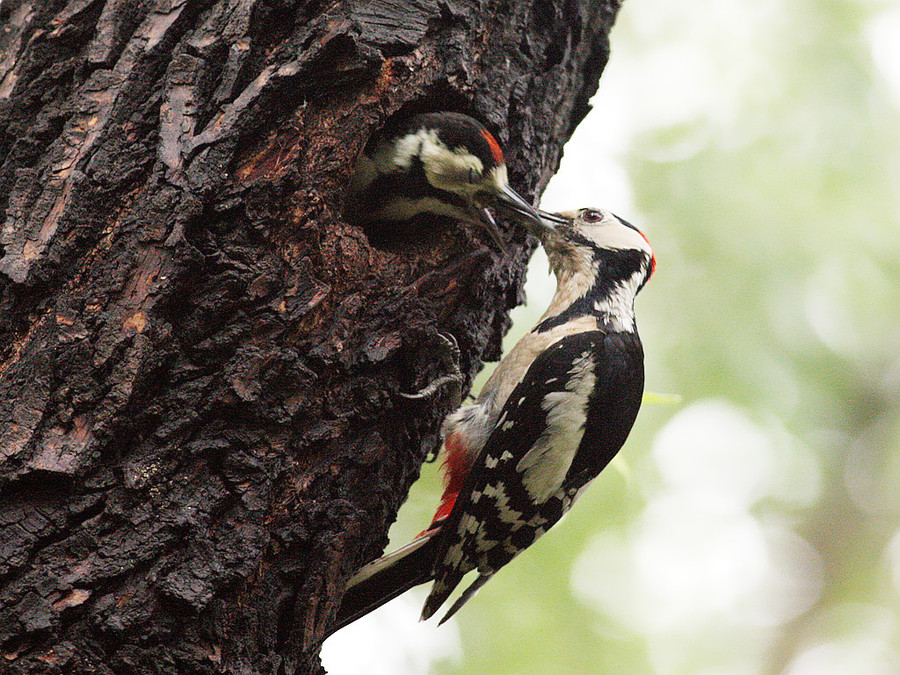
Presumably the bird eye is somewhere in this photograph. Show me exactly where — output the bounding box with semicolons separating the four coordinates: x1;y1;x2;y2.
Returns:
468;168;480;183
582;209;603;223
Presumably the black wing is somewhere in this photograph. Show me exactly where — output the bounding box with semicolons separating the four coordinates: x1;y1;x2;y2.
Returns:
421;330;644;620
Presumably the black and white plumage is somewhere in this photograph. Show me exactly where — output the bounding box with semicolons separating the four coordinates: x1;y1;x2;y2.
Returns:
331;207;655;633
346;112;545;252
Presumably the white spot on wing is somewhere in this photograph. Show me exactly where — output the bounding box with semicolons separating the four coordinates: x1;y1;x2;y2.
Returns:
446;544;465;567
460;514;479;535
528;514;549;528
516;350;597;502
459;315;599;454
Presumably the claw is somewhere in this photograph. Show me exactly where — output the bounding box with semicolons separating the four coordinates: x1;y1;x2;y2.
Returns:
401;333;463;404
399;372;463;400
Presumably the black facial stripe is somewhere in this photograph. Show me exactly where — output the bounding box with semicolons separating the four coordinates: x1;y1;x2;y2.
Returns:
535;295;597;332
589;247;647;280
635;259;653;293
363;157;469;214
566;230;596;248
535;247;649;333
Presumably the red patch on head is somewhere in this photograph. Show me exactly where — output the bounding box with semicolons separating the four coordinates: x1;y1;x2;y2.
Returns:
480;129;505;166
638;231;657;277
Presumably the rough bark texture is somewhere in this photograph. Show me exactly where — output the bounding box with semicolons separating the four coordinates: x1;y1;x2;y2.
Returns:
0;1;620;672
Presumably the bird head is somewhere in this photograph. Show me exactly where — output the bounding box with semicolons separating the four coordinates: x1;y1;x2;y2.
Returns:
533;207;656;296
356;112;546;249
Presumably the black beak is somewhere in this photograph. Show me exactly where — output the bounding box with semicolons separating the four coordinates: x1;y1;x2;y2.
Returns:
471;205;511;256
470;186;568;254
491;184;550;234
535;208;569;232
468;183;541;255
492;185;571;238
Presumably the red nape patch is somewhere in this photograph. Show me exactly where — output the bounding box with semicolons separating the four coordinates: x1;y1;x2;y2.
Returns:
638;230;657;278
481;129;505;166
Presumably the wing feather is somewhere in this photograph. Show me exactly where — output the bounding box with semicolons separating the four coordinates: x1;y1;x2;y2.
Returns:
422;330;644;621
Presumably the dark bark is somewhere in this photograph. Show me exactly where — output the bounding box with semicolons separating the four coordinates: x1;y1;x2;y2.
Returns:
0;0;620;672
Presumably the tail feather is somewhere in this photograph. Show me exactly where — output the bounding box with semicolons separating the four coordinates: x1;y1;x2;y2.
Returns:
327;531;440;637
419;570;463;622
437;573;491;625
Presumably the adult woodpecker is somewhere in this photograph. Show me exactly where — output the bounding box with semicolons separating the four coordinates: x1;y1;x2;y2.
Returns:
329;207;656;633
346;112;545;252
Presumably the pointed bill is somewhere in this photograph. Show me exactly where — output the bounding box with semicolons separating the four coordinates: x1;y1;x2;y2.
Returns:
493;186;571;237
466;204;511;255
536;208;570;228
492;184;547;234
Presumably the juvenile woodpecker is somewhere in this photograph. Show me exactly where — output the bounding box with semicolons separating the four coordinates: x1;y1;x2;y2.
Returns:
346;112;545;252
330;207;656;632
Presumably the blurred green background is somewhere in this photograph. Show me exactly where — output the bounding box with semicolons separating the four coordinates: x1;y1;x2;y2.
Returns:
323;0;900;672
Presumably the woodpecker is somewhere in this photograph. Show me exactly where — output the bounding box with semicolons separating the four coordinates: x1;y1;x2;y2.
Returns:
346;112;545;252
329;207;656;633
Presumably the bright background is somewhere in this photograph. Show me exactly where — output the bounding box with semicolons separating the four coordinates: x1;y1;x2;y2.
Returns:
323;0;900;672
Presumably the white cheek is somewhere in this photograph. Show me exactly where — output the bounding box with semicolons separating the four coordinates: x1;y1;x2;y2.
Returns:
588;221;651;254
420;143;483;195
489;164;508;191
370;130;433;172
593;271;643;331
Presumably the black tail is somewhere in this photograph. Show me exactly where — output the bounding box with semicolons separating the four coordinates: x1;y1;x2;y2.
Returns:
326;531;441;637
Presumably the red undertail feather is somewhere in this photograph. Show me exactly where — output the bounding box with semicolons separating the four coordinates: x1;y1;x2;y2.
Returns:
426;430;470;530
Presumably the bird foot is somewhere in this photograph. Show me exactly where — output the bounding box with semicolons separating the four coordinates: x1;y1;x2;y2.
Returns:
401;333;463;405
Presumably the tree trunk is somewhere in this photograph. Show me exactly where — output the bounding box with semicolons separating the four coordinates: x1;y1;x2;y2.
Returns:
0;1;620;672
